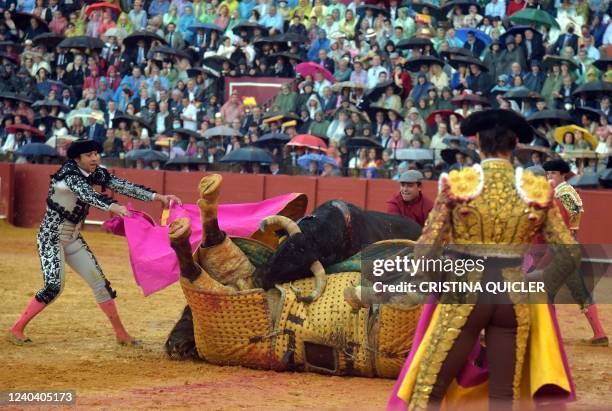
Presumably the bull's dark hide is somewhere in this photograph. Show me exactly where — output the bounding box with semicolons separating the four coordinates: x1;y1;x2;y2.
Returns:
254;200;422;290
165;305;199;360
165;200;422;360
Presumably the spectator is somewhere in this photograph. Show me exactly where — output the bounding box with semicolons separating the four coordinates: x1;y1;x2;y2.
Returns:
386;170;433;227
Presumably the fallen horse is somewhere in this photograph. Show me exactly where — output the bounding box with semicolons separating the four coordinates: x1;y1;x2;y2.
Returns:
166;174;422;377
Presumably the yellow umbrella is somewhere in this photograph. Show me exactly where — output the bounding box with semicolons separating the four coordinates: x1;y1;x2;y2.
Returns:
553;125;597;150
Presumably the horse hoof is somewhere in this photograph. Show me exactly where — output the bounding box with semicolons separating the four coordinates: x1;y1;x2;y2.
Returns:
169;218;192;242
198;174;222;203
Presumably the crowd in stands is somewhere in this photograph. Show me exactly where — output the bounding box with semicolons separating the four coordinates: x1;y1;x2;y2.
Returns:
0;0;611;179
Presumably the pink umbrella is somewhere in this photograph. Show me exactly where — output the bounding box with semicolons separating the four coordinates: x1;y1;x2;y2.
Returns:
296;62;334;83
287;134;328;150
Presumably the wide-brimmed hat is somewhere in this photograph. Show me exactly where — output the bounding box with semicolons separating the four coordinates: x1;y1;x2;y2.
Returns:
460;109;534;144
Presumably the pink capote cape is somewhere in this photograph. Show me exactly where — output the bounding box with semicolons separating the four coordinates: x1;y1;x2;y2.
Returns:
387;297;575;410
103;193;304;296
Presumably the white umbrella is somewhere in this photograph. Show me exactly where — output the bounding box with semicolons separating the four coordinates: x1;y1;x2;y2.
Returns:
66;108;105;127
104;27;128;40
45;134;78;148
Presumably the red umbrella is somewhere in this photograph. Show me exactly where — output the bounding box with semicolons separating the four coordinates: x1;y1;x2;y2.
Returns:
7;124;46;138
426;110;464;127
85;2;121;16
287;134;328;150
451;94;490;107
295;62;334;83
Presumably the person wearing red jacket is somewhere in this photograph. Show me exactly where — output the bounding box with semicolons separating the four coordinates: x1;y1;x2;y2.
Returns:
506;0;526;16
386;170;433;227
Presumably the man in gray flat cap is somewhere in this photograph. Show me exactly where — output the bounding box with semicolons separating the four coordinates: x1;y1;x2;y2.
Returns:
386;170;433;226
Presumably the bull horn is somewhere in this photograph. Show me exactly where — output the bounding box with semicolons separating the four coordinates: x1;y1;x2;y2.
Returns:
259;215;301;236
294;260;327;304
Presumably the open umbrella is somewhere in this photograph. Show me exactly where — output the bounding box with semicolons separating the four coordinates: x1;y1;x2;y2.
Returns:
0;52;18;65
443;136;472;147
267;32;308;44
366;79;402;101
253;132;291;148
572;81;612;98
0;92;34;104
345;137;382;149
396;36;433;50
502;88;542;102
103;27;128;40
448;55;488;71
262;112;300;123
332;81;367;92
58;36;105;50
404;56;446;72
12;12;49;32
393;148;434;161
439;47;473;60
112;114;153;131
32;33;65;49
124;31;167;47
15;143;58;157
164;155;209;168
499;26;542;49
554;125;597;150
410;3;444;19
66;108;104;127
201;55;235;71
441;147;480;165
269;52;303;64
32;100;71;112
220;147;274;163
441;0;482;14
231;21;269;36
125;149;169;162
45;134;78;149
287;134;327;150
186;66;220;78
188;22;225;33
527;109;574;126
450;93;490;106
356;4;390;17
85;2;121;16
203;126;241;138
542;55;578;71
455;28;492;46
165;128;203;140
367;104;404;121
426;110;464;127
148;46;192;61
572;107;605;123
296;62;334;83
513;144;556;165
6;124;46;138
297;153;338;170
509;8;560;29
593;58;612;72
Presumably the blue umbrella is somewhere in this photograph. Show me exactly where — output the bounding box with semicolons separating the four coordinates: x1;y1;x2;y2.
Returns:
15;143;58;157
455;28;492;46
297;153;338;171
220;147;274;163
125;149;169;162
443;136;472;147
253;133;291;148
499;25;542;49
188;23;224;33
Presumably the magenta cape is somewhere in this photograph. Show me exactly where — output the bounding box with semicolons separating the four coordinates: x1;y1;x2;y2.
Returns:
103;193;304;296
387;298;575;410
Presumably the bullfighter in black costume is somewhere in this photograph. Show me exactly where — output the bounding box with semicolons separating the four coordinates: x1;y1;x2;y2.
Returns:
8;139;181;346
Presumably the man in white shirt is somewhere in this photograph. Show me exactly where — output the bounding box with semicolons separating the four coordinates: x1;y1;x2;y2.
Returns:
484;0;505;19
180;97;198;131
367;55;388;89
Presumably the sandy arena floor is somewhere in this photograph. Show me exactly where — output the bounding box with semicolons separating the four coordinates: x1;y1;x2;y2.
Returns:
0;221;610;410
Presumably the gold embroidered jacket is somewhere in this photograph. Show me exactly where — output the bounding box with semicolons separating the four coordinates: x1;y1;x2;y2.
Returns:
555;181;583;231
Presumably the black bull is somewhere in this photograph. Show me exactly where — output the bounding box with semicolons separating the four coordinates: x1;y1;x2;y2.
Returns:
165;200;422;359
253;200;423;289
